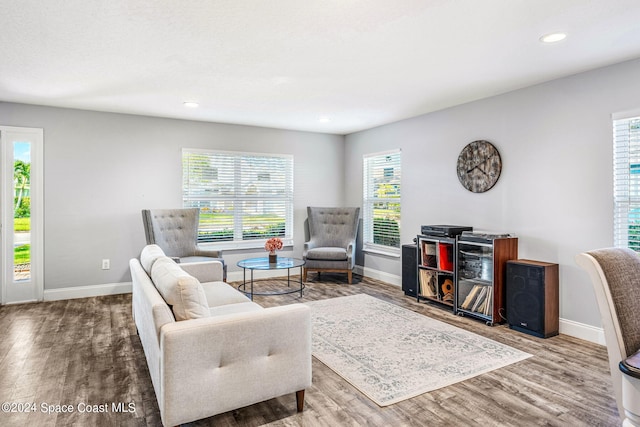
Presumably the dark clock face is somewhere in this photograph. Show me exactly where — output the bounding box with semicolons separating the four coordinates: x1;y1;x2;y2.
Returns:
456;140;502;193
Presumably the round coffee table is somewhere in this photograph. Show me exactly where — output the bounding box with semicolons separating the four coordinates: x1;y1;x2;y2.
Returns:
237;257;305;300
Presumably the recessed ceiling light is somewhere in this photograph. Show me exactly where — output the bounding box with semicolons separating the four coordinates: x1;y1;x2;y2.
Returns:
318;116;330;123
183;101;199;108
540;32;567;43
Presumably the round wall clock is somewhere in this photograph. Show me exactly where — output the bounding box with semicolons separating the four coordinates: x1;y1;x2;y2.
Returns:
456;140;502;193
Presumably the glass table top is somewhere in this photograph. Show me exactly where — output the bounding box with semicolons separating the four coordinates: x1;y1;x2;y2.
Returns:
237;257;305;270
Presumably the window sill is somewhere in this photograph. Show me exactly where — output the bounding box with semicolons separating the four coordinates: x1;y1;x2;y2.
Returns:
362;246;401;258
198;238;294;252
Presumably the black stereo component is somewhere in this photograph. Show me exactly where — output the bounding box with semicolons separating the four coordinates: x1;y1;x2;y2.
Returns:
506;260;559;338
402;244;417;297
420;225;473;238
459;230;512;243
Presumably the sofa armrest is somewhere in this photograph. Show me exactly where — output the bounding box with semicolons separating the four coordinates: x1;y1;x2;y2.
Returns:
158;304;312;426
179;260;224;283
130;258;175;401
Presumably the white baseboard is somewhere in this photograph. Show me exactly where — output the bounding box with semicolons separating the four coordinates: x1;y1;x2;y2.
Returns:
354;265;402;287
559;318;605;345
44;282;132;301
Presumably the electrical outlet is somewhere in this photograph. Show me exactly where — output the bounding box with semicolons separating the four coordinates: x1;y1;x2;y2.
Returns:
102;259;110;270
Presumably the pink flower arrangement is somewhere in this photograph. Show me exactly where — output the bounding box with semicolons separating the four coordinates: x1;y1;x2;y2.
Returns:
264;237;284;253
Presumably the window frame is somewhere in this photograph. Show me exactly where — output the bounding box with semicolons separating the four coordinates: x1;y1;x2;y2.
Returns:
362;149;402;256
182;148;294;250
614;113;640;251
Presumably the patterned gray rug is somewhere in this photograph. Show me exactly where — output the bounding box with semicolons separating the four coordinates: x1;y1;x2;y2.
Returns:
306;294;532;406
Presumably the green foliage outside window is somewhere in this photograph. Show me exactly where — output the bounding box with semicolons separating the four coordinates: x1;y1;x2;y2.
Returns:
14;159;31;268
14;159;30;218
198;221;285;242
15;244;30;264
14;196;30;218
630;224;640;252
373;217;400;247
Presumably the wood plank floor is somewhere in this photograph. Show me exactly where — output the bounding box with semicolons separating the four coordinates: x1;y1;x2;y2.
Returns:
0;274;619;426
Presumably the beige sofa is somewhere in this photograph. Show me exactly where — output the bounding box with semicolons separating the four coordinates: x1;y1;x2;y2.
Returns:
130;244;312;427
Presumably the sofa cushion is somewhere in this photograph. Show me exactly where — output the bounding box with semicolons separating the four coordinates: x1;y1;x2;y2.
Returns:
209;301;263;317
306;247;348;261
140;244;166;275
151;257;209;321
200;281;253;307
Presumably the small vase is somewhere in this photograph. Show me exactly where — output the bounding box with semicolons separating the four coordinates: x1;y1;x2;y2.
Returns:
269;252;277;263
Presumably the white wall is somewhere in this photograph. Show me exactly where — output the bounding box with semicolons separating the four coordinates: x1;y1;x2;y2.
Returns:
345;57;640;329
0;103;344;290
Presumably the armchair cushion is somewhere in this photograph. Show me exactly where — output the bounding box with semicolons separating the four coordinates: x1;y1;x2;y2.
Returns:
151;257;209;321
306;247;348;261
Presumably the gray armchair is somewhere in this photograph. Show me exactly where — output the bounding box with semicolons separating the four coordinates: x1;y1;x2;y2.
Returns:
142;208;226;279
576;248;640;426
303;207;360;284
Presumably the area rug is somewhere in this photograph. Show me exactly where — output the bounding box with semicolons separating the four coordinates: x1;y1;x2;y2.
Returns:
306;294;532;406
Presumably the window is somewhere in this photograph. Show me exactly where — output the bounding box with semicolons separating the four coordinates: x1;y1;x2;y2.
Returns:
363;149;401;254
182;149;294;249
614;115;640;251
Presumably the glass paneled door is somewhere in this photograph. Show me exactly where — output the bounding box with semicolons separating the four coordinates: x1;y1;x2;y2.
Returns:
0;127;43;304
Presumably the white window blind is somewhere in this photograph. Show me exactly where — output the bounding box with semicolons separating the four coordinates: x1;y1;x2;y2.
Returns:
614;116;640;251
363;149;401;253
182;149;294;248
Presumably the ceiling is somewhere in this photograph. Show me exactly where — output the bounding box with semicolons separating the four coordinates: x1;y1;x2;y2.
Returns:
1;1;640;135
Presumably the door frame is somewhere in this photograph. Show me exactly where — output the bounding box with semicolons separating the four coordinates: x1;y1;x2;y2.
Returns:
0;126;44;304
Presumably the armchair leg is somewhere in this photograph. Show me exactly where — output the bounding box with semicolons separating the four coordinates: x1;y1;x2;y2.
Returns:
348;270;352;284
296;389;305;412
302;268;307;282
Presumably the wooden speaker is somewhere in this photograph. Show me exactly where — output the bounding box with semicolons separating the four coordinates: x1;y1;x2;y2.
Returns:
506;260;559;338
402;244;417;297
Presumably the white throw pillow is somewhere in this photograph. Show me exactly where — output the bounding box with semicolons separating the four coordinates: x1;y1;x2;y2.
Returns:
151;256;209;321
140;244;166;275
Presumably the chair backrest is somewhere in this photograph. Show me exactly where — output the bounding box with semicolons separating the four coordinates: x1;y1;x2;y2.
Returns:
576;247;640;418
142;208;200;258
307;207;360;248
